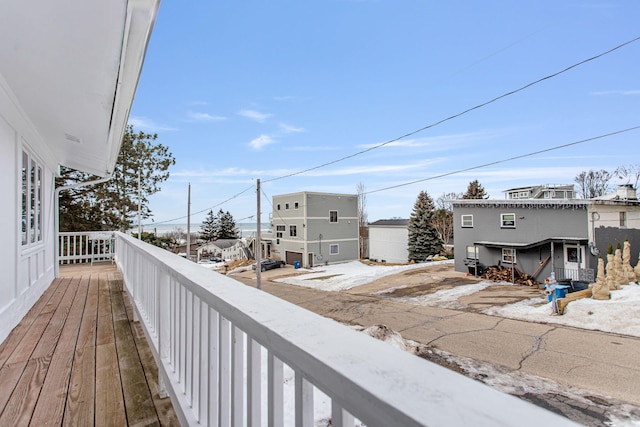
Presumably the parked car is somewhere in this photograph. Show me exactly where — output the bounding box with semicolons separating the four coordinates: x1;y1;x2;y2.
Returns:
209;257;224;263
252;259;286;272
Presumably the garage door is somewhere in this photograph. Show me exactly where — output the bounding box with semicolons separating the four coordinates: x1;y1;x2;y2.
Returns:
285;251;303;265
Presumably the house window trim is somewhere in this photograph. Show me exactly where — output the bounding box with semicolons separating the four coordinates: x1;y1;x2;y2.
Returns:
294;201;299;209
466;246;478;259
461;214;473;228
330;244;339;255
502;248;516;264
329;210;338;223
500;213;516;228
289;225;297;237
285;203;290;210
620;211;627;228
21;148;44;248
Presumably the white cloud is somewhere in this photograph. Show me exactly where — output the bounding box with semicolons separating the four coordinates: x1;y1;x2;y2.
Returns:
357;131;499;150
129;116;178;132
279;123;305;134
249;134;276;150
186;111;227;122
590;89;640;96
239;109;272;123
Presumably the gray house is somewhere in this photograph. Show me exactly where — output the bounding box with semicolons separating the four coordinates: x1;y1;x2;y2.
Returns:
453;184;640;282
269;192;359;267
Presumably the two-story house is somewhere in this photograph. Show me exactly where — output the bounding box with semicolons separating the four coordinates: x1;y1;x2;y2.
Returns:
453;184;640;282
269;191;359;267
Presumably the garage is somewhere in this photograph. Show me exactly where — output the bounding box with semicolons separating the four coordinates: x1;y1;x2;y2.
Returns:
285;251;303;266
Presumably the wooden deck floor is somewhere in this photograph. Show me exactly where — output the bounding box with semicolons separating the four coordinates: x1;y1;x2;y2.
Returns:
0;263;179;426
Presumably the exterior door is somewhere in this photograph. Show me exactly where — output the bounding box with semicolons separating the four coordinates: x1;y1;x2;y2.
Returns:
563;244;584;280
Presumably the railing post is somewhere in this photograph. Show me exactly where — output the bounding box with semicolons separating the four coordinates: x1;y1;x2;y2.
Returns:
158;266;170;399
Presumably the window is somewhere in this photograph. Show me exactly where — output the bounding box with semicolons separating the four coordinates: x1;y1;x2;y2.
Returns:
466;246;478;259
620;211;627;227
500;213;516;228
285;203;290;210
276;225;286;231
461;214;473;228
329;210;338;223
330;244;339;255
289;225;297;237
294;202;299;209
276;232;283;238
21;150;43;246
502;248;516;264
277;204;281;210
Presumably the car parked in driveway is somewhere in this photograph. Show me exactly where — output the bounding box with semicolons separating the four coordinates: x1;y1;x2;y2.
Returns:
252;259;286;272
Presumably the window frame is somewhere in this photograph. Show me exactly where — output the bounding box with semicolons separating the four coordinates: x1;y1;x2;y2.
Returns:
461;214;473;228
330;244;339;255
500;213;516;228
276;225;286;232
501;248;516;264
285;203;290;210
289;225;297;237
466;246;478;259
21;149;44;247
620;211;627;227
294;202;299;209
329;210;338;223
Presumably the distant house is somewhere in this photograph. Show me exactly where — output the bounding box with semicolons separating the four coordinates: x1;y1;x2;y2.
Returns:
503;184;576;200
269;192;359;267
452;184;640;282
197;239;249;261
368;219;410;264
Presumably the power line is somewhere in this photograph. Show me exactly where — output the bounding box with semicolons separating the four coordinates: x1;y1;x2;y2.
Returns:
263;36;640;184
143;184;255;226
365;125;640;195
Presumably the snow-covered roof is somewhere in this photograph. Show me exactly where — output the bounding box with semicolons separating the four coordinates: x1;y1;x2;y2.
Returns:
369;219;409;227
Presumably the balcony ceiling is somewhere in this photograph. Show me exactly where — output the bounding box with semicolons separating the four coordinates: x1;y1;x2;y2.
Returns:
0;0;160;177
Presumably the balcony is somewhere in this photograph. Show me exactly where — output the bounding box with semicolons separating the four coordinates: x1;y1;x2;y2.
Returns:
1;231;575;426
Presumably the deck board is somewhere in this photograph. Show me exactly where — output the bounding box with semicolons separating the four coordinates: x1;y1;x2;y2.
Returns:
0;263;179;426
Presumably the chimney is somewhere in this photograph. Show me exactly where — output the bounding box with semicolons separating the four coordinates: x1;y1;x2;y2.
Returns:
616;184;637;200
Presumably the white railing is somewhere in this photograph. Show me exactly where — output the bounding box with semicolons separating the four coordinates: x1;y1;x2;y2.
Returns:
114;232;577;427
58;231;115;264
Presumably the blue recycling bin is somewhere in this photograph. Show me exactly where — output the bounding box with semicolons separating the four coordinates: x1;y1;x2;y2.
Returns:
294;261;301;269
547;285;570;302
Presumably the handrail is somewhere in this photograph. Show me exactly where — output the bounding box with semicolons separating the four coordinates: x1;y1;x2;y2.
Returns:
114;231;577;427
58;231;115;264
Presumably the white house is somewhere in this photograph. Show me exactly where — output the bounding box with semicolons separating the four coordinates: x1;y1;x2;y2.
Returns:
0;0;160;343
368;219;410;264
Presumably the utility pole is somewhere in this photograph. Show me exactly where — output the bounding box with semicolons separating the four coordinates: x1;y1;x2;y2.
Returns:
256;179;262;289
187;183;191;261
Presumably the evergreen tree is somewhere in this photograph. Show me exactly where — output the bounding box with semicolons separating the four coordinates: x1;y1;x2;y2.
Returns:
218;210;239;239
58;125;175;231
462;180;488;199
200;210;218;242
408;191;443;262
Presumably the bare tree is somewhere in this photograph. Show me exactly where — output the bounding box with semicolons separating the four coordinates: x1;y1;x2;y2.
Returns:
615;164;640;189
432;192;461;245
356;182;368;258
574;169;613;199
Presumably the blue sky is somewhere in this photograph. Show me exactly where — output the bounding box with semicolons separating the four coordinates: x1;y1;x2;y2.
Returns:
130;1;639;227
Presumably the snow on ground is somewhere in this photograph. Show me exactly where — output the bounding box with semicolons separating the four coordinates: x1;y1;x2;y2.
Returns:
483;284;640;338
277;259;640;338
274;259;452;291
